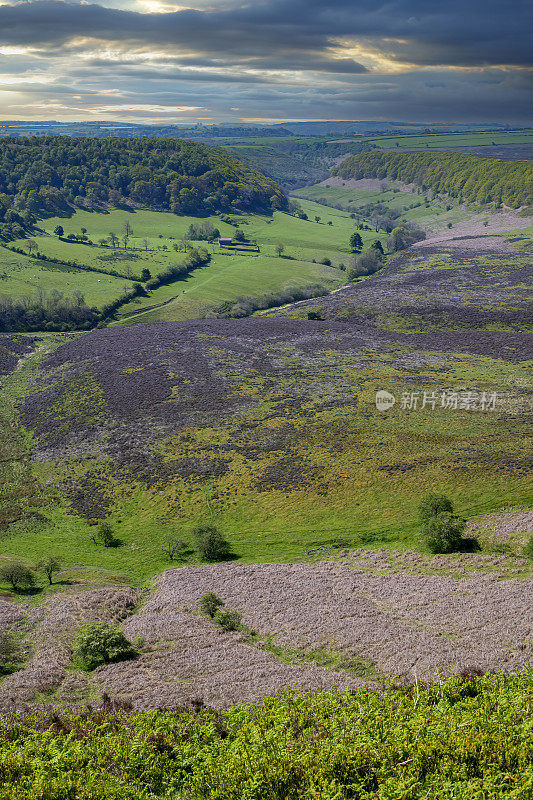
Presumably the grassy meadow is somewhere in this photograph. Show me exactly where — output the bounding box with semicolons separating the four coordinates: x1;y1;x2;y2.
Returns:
5;200;379;322
0;245;137;307
328;129;533;149
293;183;476;230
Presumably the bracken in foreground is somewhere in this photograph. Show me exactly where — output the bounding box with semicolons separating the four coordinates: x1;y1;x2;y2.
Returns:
0;670;532;799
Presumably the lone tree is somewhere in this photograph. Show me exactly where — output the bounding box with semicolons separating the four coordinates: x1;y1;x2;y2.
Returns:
315;216;321;223
91;522;116;548
73;622;136;671
0;563;35;591
54;225;64;237
199;592;225;618
350;232;363;252
162;538;188;562
37;555;62;585
275;242;285;257
140;268;152;281
193;524;232;562
109;231;119;248
371;239;384;256
418;493;454;523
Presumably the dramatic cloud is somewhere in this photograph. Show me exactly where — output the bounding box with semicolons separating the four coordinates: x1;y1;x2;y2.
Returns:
0;0;530;122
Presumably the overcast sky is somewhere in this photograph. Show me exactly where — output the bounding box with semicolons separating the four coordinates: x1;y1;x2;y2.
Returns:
0;0;531;123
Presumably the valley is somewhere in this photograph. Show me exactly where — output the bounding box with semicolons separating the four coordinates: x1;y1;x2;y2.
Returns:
0;137;531;799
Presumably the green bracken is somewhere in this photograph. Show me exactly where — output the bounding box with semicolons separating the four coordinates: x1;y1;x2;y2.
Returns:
0;670;532;798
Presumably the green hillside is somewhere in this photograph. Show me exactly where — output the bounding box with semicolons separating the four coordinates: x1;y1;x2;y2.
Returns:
333;152;533;208
0;135;287;241
4;201;373;325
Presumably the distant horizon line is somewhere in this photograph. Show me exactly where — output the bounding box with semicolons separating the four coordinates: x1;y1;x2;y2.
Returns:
0;119;529;129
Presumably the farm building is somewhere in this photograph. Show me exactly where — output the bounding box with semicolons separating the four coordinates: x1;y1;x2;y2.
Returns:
217;236;260;254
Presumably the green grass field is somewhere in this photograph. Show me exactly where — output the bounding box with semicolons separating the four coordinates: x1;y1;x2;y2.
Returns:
328;129;533;149
0;245;136;307
5;201;381;322
293;184;475;229
115;254;338;323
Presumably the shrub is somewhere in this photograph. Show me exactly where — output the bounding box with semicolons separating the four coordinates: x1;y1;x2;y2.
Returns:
0;562;35;591
91;522;116;547
0;632;23;674
319;257;331;266
418;493;454;523
73;622;136;671
307;309;323;320
193;524;232;562
162;538;188;562
215;609;242;632
423;513;466;554
199;592;225;618
387;223;426;251
350;232;363;252
524;535;533;559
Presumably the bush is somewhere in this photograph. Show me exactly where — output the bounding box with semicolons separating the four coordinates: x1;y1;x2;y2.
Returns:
418;493;454;523
73;622;136;671
387;223;426;252
423;513;466;554
91;522;116;547
199;592;225;618
0;632;23;674
347;249;383;281
0;562;35;591
350;232;363;251
215;609;242;632
162;538;188;561
307;309;323;320
193;524;232;562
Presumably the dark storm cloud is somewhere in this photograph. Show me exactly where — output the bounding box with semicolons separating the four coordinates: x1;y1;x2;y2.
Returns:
0;0;530;68
0;0;531;122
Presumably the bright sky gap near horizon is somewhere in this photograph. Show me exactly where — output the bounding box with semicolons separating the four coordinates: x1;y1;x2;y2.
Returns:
0;0;531;124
